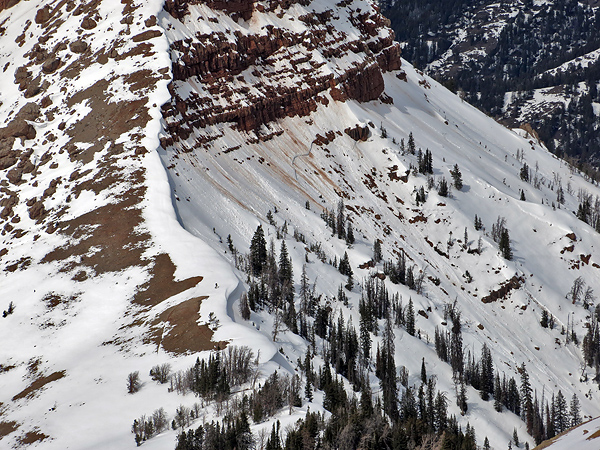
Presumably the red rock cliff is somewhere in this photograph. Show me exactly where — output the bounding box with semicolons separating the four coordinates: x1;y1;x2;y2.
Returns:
162;0;402;144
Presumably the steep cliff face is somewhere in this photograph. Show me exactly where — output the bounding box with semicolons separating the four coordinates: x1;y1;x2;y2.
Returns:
161;0;402;145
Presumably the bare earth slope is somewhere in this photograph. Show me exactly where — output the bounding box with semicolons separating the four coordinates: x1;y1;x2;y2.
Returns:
0;0;237;447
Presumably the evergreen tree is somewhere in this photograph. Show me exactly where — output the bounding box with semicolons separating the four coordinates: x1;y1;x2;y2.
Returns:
278;241;293;290
406;298;416;336
266;422;282;450
540;309;549;328
239;293;251;320
450;164;463;190
438;177;449;197
339;252;354;290
480;343;494;401
483;437;491;450
570;394;581;427
250;225;267;276
373;239;383;262
336;200;346;240
380;311;399;421
408;132;416;154
346;223;355;245
520;363;534;435
450;309;464;376
499;228;512;260
458;376;468;414
554;390;569;434
520;162;530;182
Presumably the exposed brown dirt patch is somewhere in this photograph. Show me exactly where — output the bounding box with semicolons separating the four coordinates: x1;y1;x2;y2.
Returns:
12;370;65;401
0;420;19;439
16;429;48;445
134;253;203;307
148;296;224;353
65;78;150;164
587;428;600;440
42;199;148;275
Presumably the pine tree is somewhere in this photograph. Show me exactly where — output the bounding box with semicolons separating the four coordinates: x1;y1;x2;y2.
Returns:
406;299;416;336
480;343;494;401
450;164;463;190
380;311;399;421
499;228;512;260
408;132;416;154
421;357;427;383
373;239;382;262
346;223;355;245
520;162;530;182
266;422;282;450
554;390;568;434
250;225;268;276
360;383;374;418
520;363;534;435
483;437;491;450
278;241;293;289
438;177;449;197
239;293;251;320
570;393;581;427
540;309;549;328
450;309;464;376
336;200;346;240
458;377;468;414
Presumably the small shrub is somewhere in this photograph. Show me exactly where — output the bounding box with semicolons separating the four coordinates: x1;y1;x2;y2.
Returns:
127;371;142;394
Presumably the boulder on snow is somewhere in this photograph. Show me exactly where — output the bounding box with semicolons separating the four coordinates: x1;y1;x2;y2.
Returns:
345;124;371;142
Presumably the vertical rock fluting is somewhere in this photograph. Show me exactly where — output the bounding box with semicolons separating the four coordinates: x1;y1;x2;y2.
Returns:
162;0;402;143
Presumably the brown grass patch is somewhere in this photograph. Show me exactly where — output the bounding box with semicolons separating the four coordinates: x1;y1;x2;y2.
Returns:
0;421;19;439
134;253;203;307
587;428;600;440
16;429;48;445
42;201;148;275
65;78;150;164
12;370;65;401
149;296;225;353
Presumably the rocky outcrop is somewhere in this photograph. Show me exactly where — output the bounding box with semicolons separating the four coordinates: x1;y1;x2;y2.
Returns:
345;124;371;142
162;0;402;143
0;0;21;14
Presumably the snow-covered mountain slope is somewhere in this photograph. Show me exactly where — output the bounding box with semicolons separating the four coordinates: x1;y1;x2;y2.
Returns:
384;0;600;162
1;0;600;449
0;0;237;448
534;416;600;450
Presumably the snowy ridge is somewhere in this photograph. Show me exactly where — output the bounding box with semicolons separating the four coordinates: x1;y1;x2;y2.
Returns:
533;416;600;450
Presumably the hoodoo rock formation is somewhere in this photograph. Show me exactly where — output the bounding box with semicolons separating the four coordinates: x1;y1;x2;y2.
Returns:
162;0;401;146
